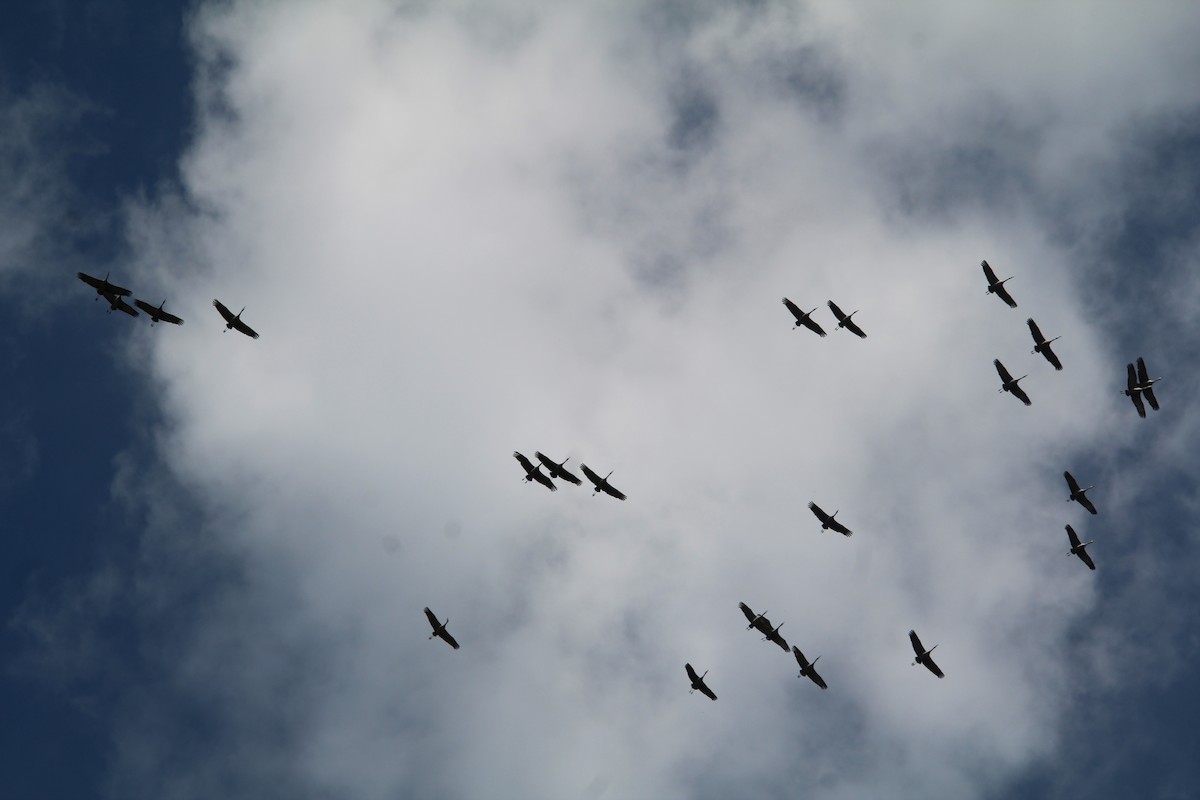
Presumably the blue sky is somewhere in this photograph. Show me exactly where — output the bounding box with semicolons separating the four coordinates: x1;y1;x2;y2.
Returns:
3;2;1200;799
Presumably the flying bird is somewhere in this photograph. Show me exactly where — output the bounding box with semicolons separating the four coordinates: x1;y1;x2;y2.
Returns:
213;299;260;339
807;502;852;537
909;629;944;678
1124;362;1147;418
135;299;185;326
981;260;1017;308
685;663;718;701
513;451;557;492
792;646;828;690
737;602;788;651
1065;524;1096;571
424;607;460;649
782;297;827;337
1136;357;1162;412
827;300;867;338
77;271;132;299
1027;318;1061;370
581;463;626;500
994;359;1031;406
1064;470;1097;515
534;451;582;486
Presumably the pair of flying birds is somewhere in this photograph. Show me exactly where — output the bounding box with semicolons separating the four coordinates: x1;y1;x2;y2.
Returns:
77;272;260;338
513;451;626;500
782;298;866;339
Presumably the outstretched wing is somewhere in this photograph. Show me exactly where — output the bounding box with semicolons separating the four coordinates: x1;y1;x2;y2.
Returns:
768;628;789;652
424;607;439;629
908;629;925;657
994;283;1017;308
134;299;157;316
981;260;999;285
1065;524;1082;549
440;629;460;649
1042;342;1062;370
532;469;558;492
113;297;139;317
1136;357;1150;386
513;451;535;473
782;297;804;322
1027;318;1045;345
1130;388;1146;417
807;502;829;525
78;272;103;290
535;452;582;485
580;463;602;489
602;481;627;501
1078;493;1097;515
827;300;847;323
1143;385;1159;411
842;316;867;338
233;318;260;339
136;300;185;325
1063;471;1081;494
994;359;1014;384
1009;382;1032;406
685;663;700;683
1126;363;1139;393
801;314;827;337
697;681;717;701
828;517;853;537
1076;547;1096;571
792;646;810;670
212;298;235;324
922;653;945;678
738;602;757;625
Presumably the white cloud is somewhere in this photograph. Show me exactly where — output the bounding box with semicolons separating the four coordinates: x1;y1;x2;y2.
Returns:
95;1;1200;798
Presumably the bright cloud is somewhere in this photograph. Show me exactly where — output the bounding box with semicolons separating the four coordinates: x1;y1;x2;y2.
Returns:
94;2;1200;798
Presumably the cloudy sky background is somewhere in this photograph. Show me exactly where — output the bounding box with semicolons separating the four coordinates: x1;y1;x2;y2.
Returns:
4;1;1200;798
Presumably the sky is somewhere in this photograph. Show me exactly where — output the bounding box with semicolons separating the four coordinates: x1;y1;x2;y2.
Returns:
3;1;1200;798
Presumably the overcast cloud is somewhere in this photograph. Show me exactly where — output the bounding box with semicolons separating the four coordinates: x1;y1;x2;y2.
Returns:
25;1;1200;798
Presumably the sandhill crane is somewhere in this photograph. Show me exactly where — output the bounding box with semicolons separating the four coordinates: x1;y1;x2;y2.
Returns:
535;451;582;485
807;502;852;536
1136;357;1162;412
135;299;184;326
685;663;718;700
1064;470;1097;515
737;603;789;652
981;260;1017;308
1065;524;1096;571
581;464;626;500
424;607;460;649
1027;319;1062;370
513;451;557;492
782;297;827;337
827;300;867;338
212;299;260;339
994;359;1031;406
792;646;828;690
1125;363;1147;418
909;629;944;678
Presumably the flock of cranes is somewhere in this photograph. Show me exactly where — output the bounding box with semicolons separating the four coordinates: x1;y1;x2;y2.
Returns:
77;272;260;338
79;259;1162;701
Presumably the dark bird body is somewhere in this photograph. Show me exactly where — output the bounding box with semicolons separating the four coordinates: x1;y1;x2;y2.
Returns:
994;359;1031;406
909;629;944;678
792;646;828;690
808;502;852;536
1136;357;1161;412
213;299;260;338
1064;471;1097;515
1065;524;1096;571
1027;319;1062;370
782;297;827;337
135;299;184;326
1125;363;1147;417
581;463;626;500
514;451;557;491
424;607;460;649
981;260;1017;308
685;663;718;700
827;300;867;338
535;451;582;485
